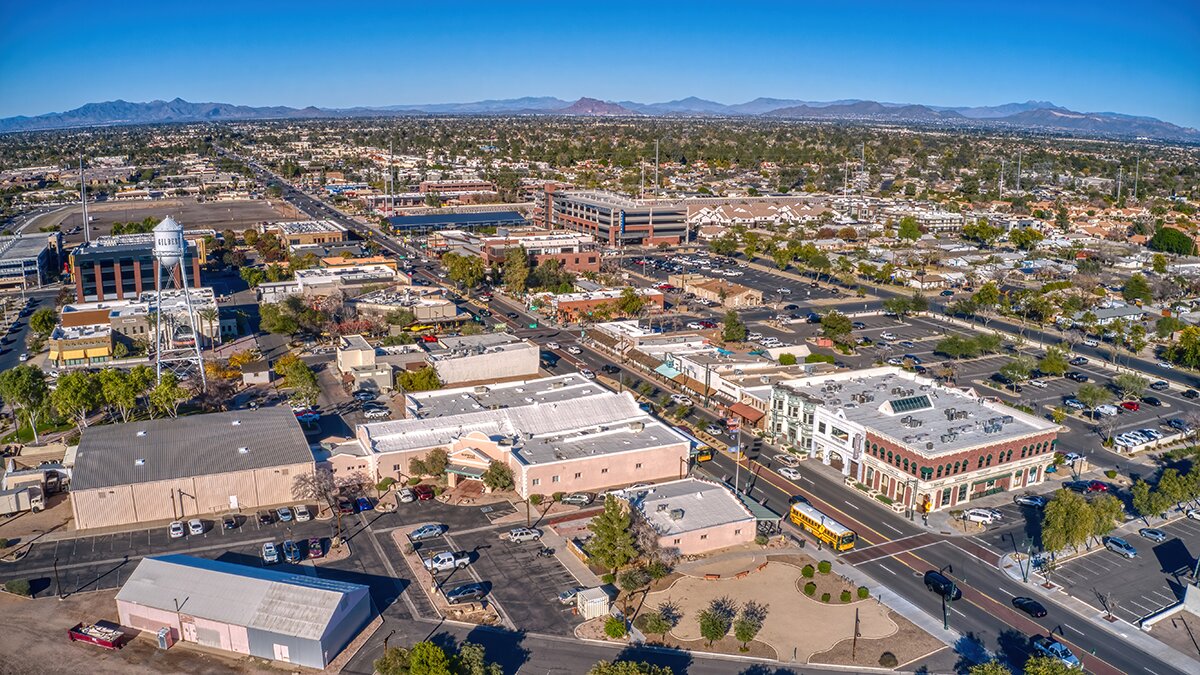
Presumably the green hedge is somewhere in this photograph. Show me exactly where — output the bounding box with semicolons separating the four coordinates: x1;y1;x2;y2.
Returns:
804;581;816;596
857;586;870;600
840;590;852;603
802;564;815;578
4;579;30;596
817;560;832;574
820;592;831;603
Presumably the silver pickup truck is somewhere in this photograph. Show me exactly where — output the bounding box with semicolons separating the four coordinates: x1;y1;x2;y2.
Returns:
423;551;470;573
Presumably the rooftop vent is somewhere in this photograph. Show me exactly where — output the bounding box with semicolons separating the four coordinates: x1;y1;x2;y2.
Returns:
474;385;489;394
134;458;145;466
628;421;645;433
136;430;147;437
656;503;669;512
238;447;249;454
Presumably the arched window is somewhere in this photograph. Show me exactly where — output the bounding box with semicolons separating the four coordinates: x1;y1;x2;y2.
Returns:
887;451;893;463
986;454;993;467
937;466;943;478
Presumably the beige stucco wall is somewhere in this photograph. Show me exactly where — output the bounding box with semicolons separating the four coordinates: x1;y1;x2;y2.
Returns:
518;442;689;498
72;462;314;530
659;519;757;556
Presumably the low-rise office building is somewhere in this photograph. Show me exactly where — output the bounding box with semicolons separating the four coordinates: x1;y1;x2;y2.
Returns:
329;376;691;498
0;232;61;289
117;555;372;669
259;220;348;246
69;232;203;302
631;478;760;556
539;188;687;246
70;408;314;530
769;367;1060;513
668;274;763;308
425;333;540;386
545;287;664;322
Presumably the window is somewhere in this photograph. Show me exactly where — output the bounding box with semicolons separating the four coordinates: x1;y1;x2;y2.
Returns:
673;538;681;545
700;534;708;540
942;487;952;504
936;466;943;478
978;457;985;469
635;463;642;469
986;454;993;467
532;478;541;486
734;529;742;535
958;484;968;501
818;422;827;434
574;472;582;479
551;475;560;483
393;464;400;471
601;468;608;474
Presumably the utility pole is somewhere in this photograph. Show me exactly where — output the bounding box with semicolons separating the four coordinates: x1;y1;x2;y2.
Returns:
940;564;956;630
1015;150;1022;193
999;158;1005;198
1133;156;1140;201
79;157;90;243
1116;166;1124;202
852;607;860;659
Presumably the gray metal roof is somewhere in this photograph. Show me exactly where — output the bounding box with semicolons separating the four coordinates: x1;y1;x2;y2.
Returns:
634;478;757;536
72;408;313;491
116;555;369;640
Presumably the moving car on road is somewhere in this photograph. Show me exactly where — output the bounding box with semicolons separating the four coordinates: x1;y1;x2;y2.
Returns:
1012;597;1047;618
1031;636;1082;669
923;570;962;600
779;467;802;480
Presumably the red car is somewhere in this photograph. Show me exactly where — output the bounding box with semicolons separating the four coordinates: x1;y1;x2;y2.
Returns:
1087;480;1109;493
421;335;438;343
413;484;436;501
307;537;324;559
1119;401;1140;411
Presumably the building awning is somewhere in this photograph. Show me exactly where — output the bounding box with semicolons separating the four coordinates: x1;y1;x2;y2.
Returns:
727;402;765;423
446;464;485;479
84;348;111;358
670;426;706;450
654;363;681;379
60;349;88;360
736;492;782;521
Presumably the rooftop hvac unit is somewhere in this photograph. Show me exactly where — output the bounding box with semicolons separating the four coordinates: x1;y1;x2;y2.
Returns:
474;385;489;394
628;421;645;432
926;442;934;450
551;380;565;389
657;503;669;512
1002;415;1014;423
497;436;514;447
669;508;685;521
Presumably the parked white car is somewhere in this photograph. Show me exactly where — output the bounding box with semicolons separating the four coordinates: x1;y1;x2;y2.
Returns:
963;508;997;525
775;453;801;468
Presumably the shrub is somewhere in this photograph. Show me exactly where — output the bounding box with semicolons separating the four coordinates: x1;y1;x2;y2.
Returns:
754;534;768;546
646;560;671;580
376;477;396;492
529;493;544;506
804;582;816;596
817;560;832;574
4;579;30;596
431;485;443;496
840;590;852;603
0;537;9;549
879;652;898;668
857;586;870;600
1104;469;1118;480
820;592;831;603
802;564;815;578
406;476;422;486
875;494;894;505
553;491;565;502
602;573;616;585
604;616;627;639
805;353;836;364
779;353;797;365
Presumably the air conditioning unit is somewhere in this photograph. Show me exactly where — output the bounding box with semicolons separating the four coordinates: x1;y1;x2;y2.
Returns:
669;508;685;521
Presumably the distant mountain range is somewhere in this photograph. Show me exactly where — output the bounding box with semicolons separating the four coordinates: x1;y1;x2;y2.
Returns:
2;95;1196;142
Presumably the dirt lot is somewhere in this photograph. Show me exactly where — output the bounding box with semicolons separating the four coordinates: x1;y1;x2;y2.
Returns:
0;589;291;675
809;610;947;669
1148;611;1200;661
52;199;297;243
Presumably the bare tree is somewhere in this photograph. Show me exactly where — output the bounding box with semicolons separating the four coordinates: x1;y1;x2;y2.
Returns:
292;468;349;546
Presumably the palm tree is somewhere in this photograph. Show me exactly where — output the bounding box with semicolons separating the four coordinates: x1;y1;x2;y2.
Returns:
198;307;219;347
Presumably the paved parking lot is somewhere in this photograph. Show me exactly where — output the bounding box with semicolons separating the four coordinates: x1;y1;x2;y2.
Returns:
453;527;585;635
1052;516;1200;623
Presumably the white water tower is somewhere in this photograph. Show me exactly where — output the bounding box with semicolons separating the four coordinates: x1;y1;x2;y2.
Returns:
153;216;206;391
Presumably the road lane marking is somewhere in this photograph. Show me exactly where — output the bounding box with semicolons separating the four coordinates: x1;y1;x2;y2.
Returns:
843;500;861;510
877;564;898;575
882;522;903;534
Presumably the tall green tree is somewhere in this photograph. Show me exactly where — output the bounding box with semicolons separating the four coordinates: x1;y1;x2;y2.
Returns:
1111;373;1149;400
52;370;103;431
897;216;921;242
585;495;638;574
1009;227;1045;250
1089;493;1125;546
29;307;57;336
1023;655;1077;675
149;372;190;418
1122;273;1152;303
1037;344;1070;377
0;365;50;443
722;309;747;342
1130;479;1170;522
587;662;673;675
1075;382;1113;413
1041;489;1095;553
820;310;853;344
968;661;1012;675
502;246;530;294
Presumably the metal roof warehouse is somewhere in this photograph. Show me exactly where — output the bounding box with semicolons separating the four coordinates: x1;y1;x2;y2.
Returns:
388;210;527;232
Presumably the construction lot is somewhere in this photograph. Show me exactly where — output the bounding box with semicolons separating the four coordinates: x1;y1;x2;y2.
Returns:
51;198;298;244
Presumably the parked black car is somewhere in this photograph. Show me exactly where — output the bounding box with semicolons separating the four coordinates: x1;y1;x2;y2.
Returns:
445;582;488;604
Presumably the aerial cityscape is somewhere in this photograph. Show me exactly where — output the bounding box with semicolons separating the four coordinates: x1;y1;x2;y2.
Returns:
1;2;1199;675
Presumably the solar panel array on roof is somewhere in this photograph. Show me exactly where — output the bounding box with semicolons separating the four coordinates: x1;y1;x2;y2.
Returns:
888;394;933;414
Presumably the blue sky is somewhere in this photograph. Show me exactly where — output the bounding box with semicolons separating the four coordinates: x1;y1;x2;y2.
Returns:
2;1;1197;127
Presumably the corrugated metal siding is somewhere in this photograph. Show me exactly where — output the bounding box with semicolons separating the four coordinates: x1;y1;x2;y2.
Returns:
193;470;258;514
73;486;138;530
132;478;195;521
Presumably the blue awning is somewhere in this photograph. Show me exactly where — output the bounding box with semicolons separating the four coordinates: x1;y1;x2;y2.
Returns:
671;426;707;449
655;363;681;378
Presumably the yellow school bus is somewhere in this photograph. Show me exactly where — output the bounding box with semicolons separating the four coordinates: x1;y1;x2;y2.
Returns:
789;501;857;551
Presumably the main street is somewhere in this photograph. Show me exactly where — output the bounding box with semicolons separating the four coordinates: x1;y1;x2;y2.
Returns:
220;152;1194;673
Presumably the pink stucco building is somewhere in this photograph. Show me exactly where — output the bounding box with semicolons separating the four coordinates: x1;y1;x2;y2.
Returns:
630;477;760;556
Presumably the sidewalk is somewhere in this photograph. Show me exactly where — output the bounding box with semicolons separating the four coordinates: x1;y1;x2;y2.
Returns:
1000;551;1200;672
